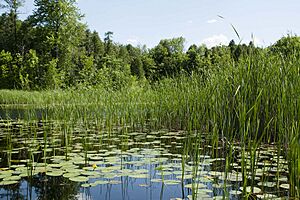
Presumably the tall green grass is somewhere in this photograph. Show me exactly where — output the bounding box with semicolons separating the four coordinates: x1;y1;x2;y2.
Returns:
0;48;299;198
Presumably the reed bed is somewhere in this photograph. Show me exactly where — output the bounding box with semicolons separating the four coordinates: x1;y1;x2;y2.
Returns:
0;48;299;198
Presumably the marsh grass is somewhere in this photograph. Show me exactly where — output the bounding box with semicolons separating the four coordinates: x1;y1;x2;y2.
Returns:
0;47;299;199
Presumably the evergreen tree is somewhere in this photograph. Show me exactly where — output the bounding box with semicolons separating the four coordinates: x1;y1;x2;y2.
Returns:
0;0;24;54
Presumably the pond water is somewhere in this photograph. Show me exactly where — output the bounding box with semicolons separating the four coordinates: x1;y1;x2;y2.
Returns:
0;119;291;200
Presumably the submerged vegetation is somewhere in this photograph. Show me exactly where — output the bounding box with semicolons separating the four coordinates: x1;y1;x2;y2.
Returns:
0;0;299;199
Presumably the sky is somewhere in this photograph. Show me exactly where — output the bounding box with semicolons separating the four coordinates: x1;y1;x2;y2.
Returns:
18;0;300;48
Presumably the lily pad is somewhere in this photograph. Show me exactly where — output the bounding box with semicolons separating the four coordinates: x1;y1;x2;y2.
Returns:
46;171;64;177
63;172;81;178
139;184;149;187
151;178;163;183
279;183;289;189
129;174;149;179
240;186;261;194
0;180;18;186
185;183;206;189
213;196;229;200
256;194;278;199
229;190;242;195
176;174;193;180
81;183;91;188
94;180;109;185
81;171;101;177
69;176;89;182
109;180;121;184
164;180;181;185
257;182;276;187
3;176;21;181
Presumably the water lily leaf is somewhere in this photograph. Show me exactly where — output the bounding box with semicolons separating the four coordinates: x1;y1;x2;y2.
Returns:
69;176;89;182
46;171;64;177
81;183;91;188
63;172;81;178
81;171;100;176
256;193;278;199
151;178;163;183
3;176;21;181
94;180;109;185
212;183;231;188
257;182;276;187
0;180;18;186
239;186;261;193
129;174;149;179
176;174;193;180
279;184;289;189
164;180;181;185
109;180;121;184
229;190;242;195
185;183;206;189
139;184;149;187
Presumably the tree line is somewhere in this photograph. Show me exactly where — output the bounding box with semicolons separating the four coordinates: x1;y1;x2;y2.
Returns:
0;0;299;90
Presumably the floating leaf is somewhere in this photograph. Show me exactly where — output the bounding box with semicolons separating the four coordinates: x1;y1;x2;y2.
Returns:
229;190;242;195
3;176;21;181
0;180;18;186
151;178;162;183
257;182;276;187
185;183;206;189
63;172;81;178
109;180;121;184
213;196;229;200
94;180;109;185
256;194;278;199
81;183;91;188
164;180;181;185
240;186;261;194
139;184;149;187
129;174;149;179
69;176;89;182
46;171;63;177
279;184;289;189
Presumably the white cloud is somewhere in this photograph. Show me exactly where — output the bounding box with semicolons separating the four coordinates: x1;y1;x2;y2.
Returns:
206;19;217;24
126;38;138;45
202;34;229;48
187;20;193;24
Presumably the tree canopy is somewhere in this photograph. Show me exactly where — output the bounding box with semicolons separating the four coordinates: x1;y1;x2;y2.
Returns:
0;1;299;90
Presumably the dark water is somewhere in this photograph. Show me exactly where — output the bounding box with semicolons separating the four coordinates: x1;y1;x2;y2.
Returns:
0;107;46;120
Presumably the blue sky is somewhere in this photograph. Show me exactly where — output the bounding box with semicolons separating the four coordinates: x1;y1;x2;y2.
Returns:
19;0;300;48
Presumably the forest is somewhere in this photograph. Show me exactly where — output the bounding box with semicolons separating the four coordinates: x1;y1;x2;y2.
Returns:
0;0;300;90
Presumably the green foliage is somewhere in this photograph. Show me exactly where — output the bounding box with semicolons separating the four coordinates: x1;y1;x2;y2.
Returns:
0;0;24;54
78;54;96;86
43;58;61;89
0;0;299;93
0;4;299;197
0;50;13;88
96;56;135;90
151;37;186;80
32;0;86;86
83;29;104;65
141;54;156;80
104;31;114;56
19;49;39;89
271;35;300;58
130;56;144;79
0;50;25;89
